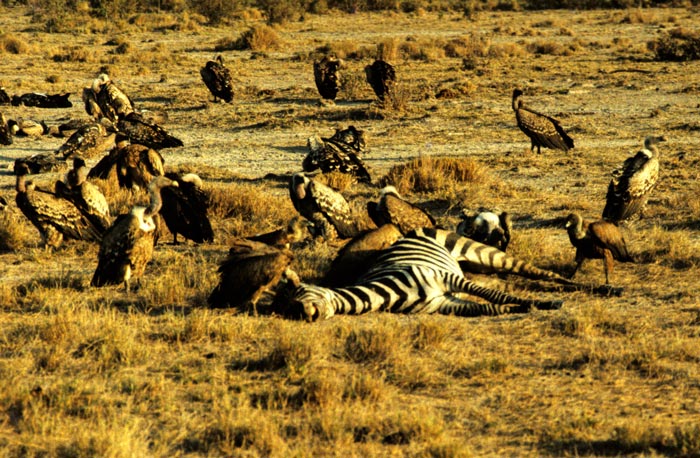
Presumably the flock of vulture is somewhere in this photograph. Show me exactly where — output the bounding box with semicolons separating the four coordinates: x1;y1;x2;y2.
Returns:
0;53;665;316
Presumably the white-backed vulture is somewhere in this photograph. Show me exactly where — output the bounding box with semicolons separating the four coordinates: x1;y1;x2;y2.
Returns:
456;208;512;252
245;216;308;249
7;118;48;137
200;55;234;103
512;88;574;154
367;185;436;235
0;112;13;145
91;73;135;123
89;135;165;190
159;172;214;244
116;112;183;150
55;122;114;159
303;125;371;183
55;157;112;233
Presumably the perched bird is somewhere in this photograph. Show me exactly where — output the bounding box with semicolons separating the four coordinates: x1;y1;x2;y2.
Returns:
55;122;114;159
322;223;403;287
512;89;574;154
208;239;299;312
289;172;362;240
0;87;10;105
565;213;634;284
7;118;48;137
14;162;104;248
14;153;66;175
245;216;308;249
602;135;666;224
55;158;112;234
200;55;234;103
91;73;135;123
89;134;165;190
11;92;72;108
367;185;436;235
91;176;178;292
364;59;396;102
456;208;512;252
0;112;12;145
313;55;342;102
159;172;214;244
116;112;183;150
303;126;371;183
82;86;102;121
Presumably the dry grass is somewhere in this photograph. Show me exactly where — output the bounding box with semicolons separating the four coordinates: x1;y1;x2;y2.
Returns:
0;33;31;54
1;6;700;458
235;25;282;52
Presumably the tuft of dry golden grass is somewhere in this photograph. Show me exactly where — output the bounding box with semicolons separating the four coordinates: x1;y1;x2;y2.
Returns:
381;156;490;194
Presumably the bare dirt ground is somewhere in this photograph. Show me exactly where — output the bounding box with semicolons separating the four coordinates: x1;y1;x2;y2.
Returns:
1;5;700;457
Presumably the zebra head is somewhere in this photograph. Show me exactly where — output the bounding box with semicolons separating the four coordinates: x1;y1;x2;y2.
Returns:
288;284;336;322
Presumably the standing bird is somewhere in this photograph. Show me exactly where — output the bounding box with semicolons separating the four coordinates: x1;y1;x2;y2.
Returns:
367;185;436;235
303;126;371;183
55;122;114;160
200;55;234;103
456;208;512;252
0;112;13;145
91;176;178;292
89;134;165;190
159;172;214;244
512;89;574;154
14;162;104;248
565;213;634;285
313;55;342;102
602;136;666;225
91;73;135;123
208;239;299;312
116;112;183;150
55;158;112;233
365;59;396;102
289;172;361;240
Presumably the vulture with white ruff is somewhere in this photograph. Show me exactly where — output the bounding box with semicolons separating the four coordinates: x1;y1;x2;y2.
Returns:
512;88;574;154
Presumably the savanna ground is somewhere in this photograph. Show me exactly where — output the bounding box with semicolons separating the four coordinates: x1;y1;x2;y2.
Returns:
1;4;700;457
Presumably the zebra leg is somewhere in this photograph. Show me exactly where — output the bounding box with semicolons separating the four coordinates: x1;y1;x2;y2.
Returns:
454;276;563;310
437;295;534;316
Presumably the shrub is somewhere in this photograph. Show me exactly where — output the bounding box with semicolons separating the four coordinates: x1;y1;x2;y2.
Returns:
649;28;700;62
234;25;281;52
0;33;30;54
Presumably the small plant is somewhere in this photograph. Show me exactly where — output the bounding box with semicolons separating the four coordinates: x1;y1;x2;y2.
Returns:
649;28;700;62
380;156;489;194
0;33;30;54
234;25;281;52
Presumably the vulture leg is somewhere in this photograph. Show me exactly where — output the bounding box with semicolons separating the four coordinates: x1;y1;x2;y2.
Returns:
570;256;585;279
603;250;614;285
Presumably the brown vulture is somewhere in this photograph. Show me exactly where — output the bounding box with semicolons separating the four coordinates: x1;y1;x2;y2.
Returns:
91;176;178;292
364;59;396;102
512;88;574;154
55;122;114;159
303;125;371;183
89;135;165;190
456;208;512;252
565;213;634;284
313;55;342;101
55;157;112;234
116;112;183;150
602;135;666;225
200;55;234;103
0;112;12;145
90;73;135;123
7;118;48;137
367;185;436;235
245;216;308;249
159;172;214;244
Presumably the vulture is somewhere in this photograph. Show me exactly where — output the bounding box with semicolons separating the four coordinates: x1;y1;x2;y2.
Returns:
367;185;437;235
0;112;12;145
14;162;104;248
200;55;234;103
289;172;362;240
364;59;396;102
565;213;634;285
55;158;112;233
602;135;666;225
82;86;102;121
8;118;48;137
91;73;135;123
116;112;183;150
159;172;214;244
456;208;512;252
322;223;403;287
11;92;72;108
313;55;342;102
245;216;308;249
512;89;574;154
55;122;114;159
46;119;88;138
208;239;299;312
91;176;178;292
0;87;10;105
89;135;165;190
303;125;371;183
14;153;66;175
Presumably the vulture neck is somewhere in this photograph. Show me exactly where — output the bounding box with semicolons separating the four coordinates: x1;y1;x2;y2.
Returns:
15;174;28;193
567;217;586;244
144;184;164;218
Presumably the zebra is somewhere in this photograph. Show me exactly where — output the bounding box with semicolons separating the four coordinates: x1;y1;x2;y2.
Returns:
287;228;564;321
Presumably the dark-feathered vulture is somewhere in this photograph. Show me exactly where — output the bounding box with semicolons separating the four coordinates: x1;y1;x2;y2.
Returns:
245;216;308;249
82;86;102;121
116;112;183;150
0;112;12;145
55;158;111;233
15;162;103;248
89;135;165;190
55;122;114;159
91;176;178;292
208;239;299;312
313;55;342;101
289;172;361;240
159;172;214;244
91;73;135;123
0;87;10;105
456;208;512;252
364;59;396;102
367;185;436;235
200;55;234;103
303;126;371;183
14;153;66;175
512;89;574;154
565;213;634;285
46;119;88;138
602;135;666;225
11;92;72;108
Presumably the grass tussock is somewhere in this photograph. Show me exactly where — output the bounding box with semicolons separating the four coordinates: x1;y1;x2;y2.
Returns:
234;25;281;52
649;28;700;62
0;210;33;252
380;156;489;194
0;33;31;54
